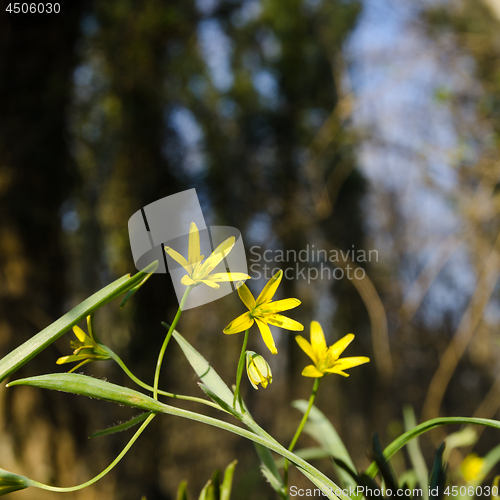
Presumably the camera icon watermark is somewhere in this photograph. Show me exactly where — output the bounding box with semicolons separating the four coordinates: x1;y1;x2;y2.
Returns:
128;189;248;310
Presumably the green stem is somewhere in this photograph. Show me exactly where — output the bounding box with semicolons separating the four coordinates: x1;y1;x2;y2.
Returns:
29;413;155;492
284;377;321;493
107;349;222;411
154;286;192;400
153;398;344;500
233;328;249;410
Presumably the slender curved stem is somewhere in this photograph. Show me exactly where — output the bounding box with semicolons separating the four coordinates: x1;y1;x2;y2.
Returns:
107;349;222;411
154;286;192;400
284;377;321;493
29;413;155;492
233;328;249;410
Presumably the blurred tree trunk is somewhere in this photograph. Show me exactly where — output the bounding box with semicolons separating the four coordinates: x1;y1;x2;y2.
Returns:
0;6;86;499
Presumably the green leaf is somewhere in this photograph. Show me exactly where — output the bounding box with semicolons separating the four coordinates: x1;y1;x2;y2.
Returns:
171;330;288;498
89;412;152;439
443;426;477;462
120;271;155;308
301;468;343;500
365;417;500;478
372;433;398;493
429;443;446;500
275;447;331;468
398;470;418;490
293;400;356;488
198;384;241;419
171;329;234;407
220;460;237;500
0;261;158;383
177;480;189;500
9;373;346;499
403;406;428;499
7;373;165;413
255;444;287;499
481;443;500;481
199;480;215;500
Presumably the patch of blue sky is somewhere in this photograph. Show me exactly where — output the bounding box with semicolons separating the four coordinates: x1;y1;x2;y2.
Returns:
197;19;234;92
231;0;262;28
166;106;207;175
345;0;485;325
195;0;219;16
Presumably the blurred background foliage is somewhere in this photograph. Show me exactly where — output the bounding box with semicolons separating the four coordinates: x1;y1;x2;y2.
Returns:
1;0;500;498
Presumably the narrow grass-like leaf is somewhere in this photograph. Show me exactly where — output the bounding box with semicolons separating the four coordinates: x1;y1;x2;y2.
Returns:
199;479;215;500
171;329;234;406
403;405;428;499
301;468;344;500
398;470;418;490
275;447;330;468
0;261;158;383
429;443;446;500
7;373;165;412
120;271;155;308
255;444;287;499
89;412;151;439
481;443;500;480
177;480;189;500
372;433;398;493
199;384;241;419
443;427;477;462
220;460;237;500
293;400;356;488
365;417;500;478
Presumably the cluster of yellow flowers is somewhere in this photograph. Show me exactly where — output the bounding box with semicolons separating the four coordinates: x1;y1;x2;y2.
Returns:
169;222;370;389
58;222;370;390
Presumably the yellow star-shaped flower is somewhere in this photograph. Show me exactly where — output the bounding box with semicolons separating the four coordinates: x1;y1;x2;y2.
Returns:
57;316;110;371
223;270;303;354
164;222;249;289
296;321;369;378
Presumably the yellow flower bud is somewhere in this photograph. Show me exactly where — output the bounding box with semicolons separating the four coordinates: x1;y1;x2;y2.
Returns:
246;351;272;389
0;468;30;496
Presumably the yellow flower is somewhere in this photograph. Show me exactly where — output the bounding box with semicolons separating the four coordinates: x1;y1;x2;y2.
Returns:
246;351;273;389
296;321;369;378
461;453;485;482
0;468;29;496
164;222;249;289
223;270;303;354
57;316;110;371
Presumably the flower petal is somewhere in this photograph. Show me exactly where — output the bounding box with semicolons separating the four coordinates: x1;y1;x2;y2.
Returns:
258;298;301;314
56;355;83;364
310;321;327;358
329;333;355;360
324;367;350;378
265;314;303;331
326;356;370;372
164;246;191;272
295;336;317;364
256;270;283;306
255;319;278;354
197;236;236;277
301;365;324;378
188;222;202;267
181;275;196;286
208;272;250;282
223;312;254;334
236;283;256;310
199;279;220;289
72;325;87;342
